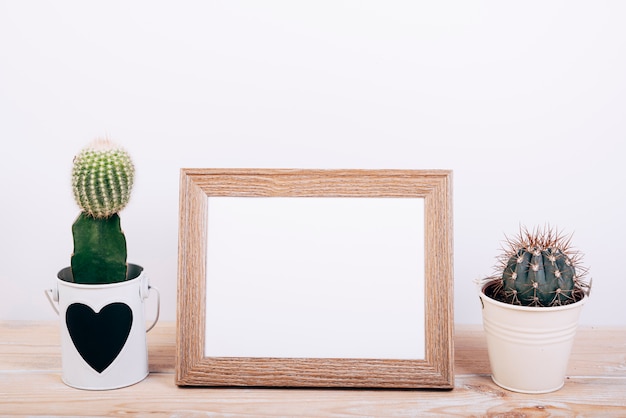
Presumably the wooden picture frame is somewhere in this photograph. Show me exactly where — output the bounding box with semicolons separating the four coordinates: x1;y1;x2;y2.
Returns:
176;169;453;388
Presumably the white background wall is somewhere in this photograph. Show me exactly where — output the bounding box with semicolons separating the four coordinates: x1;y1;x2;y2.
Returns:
1;1;625;325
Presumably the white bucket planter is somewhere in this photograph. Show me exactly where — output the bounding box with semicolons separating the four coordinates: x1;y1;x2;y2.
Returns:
46;264;160;390
479;283;587;394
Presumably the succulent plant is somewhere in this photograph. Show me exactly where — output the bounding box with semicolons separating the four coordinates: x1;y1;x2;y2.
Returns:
72;138;134;218
483;226;591;307
70;138;135;284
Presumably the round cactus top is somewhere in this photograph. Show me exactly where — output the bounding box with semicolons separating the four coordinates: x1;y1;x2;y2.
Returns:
483;225;591;307
72;138;135;218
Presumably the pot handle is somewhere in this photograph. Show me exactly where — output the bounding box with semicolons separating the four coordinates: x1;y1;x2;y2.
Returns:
145;285;160;333
45;287;60;316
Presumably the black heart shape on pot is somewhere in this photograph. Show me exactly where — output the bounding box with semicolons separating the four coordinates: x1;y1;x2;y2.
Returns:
66;302;133;373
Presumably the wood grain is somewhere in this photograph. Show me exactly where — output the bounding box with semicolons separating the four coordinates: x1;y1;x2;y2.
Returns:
1;321;625;417
176;169;454;388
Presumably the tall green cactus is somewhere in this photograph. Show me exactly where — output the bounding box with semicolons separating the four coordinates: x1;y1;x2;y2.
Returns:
485;226;590;307
70;139;135;284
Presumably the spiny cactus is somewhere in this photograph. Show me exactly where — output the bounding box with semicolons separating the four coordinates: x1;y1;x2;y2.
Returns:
70;139;135;284
72;138;134;218
484;226;590;307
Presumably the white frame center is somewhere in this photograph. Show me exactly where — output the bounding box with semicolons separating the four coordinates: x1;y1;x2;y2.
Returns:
204;196;426;360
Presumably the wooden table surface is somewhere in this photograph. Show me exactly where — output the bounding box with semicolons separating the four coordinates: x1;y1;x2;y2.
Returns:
1;321;625;417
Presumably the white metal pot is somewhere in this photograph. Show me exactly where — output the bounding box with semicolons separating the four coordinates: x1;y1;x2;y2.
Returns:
479;284;587;394
46;264;160;390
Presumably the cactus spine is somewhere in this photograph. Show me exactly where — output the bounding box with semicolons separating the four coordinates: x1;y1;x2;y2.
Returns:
70;139;135;284
485;226;590;307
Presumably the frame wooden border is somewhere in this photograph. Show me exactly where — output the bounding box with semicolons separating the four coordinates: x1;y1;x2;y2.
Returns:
176;169;453;388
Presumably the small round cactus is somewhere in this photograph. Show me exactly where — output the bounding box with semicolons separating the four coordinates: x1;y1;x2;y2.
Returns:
483;226;590;307
72;138;134;219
